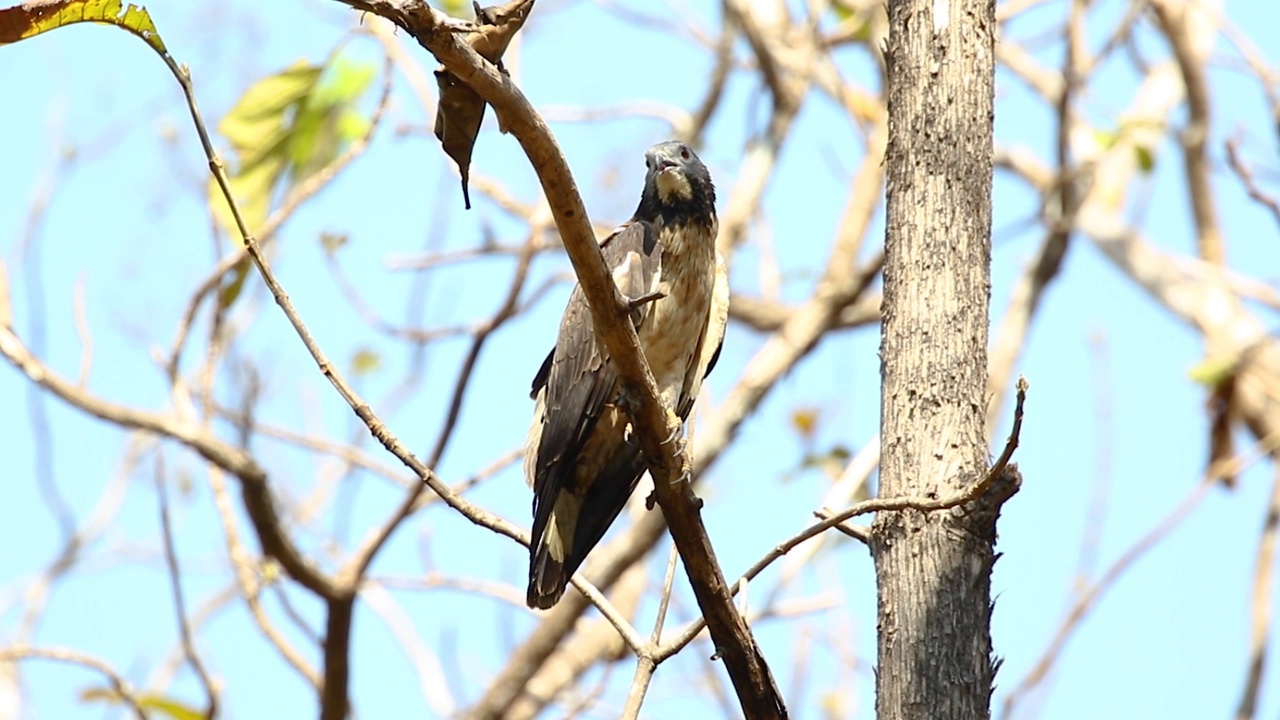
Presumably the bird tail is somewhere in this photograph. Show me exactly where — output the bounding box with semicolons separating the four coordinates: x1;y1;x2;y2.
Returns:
527;493;581;609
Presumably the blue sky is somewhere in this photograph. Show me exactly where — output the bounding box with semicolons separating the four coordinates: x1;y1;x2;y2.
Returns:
3;0;1280;718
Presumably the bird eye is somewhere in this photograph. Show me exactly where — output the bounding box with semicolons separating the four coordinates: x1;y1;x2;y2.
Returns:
680;147;690;160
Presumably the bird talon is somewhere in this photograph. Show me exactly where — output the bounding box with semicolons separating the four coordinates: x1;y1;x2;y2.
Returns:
662;422;684;448
672;456;694;487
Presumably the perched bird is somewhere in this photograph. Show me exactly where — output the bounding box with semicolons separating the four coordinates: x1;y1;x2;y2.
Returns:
524;141;728;609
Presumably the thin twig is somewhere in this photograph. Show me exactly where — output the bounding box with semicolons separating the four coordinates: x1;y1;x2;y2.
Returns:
1000;428;1280;720
153;450;219;718
653;543;680;644
0;646;148;720
1234;462;1280;720
165;51;395;383
326;2;788;713
998;479;1214;720
658;380;1029;661
620;544;682;720
339;237;539;584
1225;137;1280;229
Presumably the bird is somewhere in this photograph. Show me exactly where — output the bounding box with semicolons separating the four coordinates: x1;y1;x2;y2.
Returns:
523;140;728;609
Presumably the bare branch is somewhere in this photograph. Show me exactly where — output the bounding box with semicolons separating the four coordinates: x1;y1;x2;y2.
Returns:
658;381;1028;662
1234;461;1280;720
1225;137;1280;229
0;646;147;720
322;2;788;712
153;451;219;718
0;267;342;599
1152;0;1223;264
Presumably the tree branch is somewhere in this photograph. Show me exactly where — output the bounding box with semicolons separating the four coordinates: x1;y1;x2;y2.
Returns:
326;1;786;714
0;267;342;601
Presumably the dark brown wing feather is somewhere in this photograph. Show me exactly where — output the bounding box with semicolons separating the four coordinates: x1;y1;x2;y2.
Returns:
529;221;661;593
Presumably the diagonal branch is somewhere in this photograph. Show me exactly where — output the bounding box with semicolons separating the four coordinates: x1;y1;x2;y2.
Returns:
327;1;787;715
0;264;341;601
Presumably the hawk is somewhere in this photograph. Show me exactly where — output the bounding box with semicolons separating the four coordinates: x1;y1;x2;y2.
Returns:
523;141;728;609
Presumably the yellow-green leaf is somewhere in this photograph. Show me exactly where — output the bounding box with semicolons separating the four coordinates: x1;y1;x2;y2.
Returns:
0;0;168;55
320;231;349;255
1092;128;1117;151
438;0;470;17
1189;353;1238;388
140;696;204;720
219;61;322;155
288;57;375;179
81;688;202;720
208;57;374;238
791;407;820;439
208;61;323;239
216;255;253;311
800;445;853;481
352;348;381;376
337;109;371;143
316;56;375;107
1134;144;1155;173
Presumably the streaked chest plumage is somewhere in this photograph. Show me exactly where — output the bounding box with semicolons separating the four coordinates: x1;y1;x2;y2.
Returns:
639;221;717;408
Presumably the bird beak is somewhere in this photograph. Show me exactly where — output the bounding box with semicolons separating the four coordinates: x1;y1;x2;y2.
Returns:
655;157;678;173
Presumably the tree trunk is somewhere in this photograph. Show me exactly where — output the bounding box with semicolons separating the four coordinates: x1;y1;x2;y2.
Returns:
873;0;1002;718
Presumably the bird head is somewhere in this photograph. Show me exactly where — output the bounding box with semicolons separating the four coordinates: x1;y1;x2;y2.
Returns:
634;141;716;226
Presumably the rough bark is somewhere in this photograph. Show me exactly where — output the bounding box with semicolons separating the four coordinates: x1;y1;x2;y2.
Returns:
873;0;1003;718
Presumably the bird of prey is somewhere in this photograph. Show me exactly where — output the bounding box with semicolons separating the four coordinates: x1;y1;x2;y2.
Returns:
523;141;728;609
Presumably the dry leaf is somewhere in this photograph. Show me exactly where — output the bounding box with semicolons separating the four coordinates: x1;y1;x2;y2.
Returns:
434;0;535;209
1206;373;1238;488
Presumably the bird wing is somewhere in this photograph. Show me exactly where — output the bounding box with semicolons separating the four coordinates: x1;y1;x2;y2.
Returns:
529;220;662;548
528;221;662;402
677;249;729;419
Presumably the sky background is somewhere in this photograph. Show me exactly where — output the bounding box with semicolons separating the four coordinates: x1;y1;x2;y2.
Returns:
3;0;1280;718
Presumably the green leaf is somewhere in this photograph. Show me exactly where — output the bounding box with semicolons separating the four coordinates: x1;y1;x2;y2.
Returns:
288;57;375;180
438;0;471;17
337;109;371;145
207;56;375;238
790;407;820;439
320;231;349;255
352;348;381;376
0;0;168;55
317;56;376;107
208;152;285;240
797;445;853;482
216;255;253;311
219;62;322;154
1134;144;1155;173
1189;353;1238;388
208;61;323;237
140;696;204;720
81;688;203;720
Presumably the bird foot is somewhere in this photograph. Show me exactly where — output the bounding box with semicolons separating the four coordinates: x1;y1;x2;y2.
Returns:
672;454;693;487
664;419;694;486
